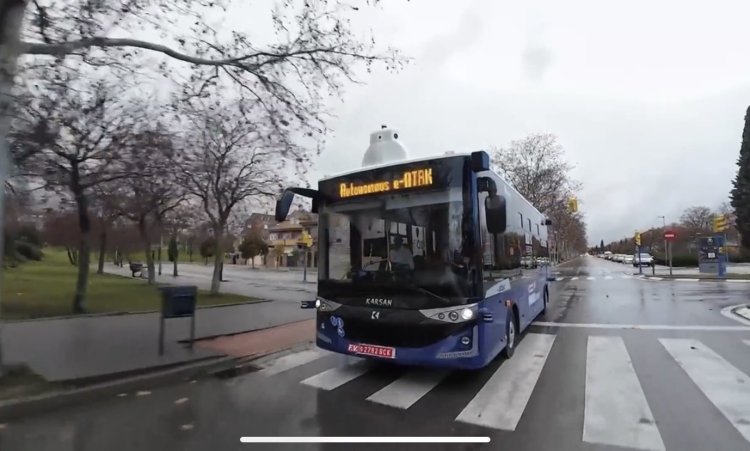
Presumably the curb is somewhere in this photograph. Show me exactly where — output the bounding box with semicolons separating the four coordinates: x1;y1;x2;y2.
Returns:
0;355;237;422
0;329;316;420
183;318;315;343
640;276;750;283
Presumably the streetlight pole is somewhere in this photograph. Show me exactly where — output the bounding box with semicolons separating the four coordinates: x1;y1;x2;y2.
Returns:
658;216;666;268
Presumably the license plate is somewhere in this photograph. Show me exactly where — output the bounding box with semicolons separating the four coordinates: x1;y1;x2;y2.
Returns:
347;343;396;359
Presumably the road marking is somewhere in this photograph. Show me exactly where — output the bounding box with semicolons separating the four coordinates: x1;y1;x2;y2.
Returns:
727;279;750;283
367;369;449;409
675;278;700;282
456;333;555;430
622;275;632;279
719;305;750;327
260;349;328;376
240;437;491;444
648;277;663;281
586;276;595;281
571;277;579;281
532;321;750;331
556;277;566;281
660;338;750;443
604;276;613;280
583;336;664;450
301;361;370;390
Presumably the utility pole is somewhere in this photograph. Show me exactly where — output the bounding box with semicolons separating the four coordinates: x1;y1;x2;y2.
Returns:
658;216;667;271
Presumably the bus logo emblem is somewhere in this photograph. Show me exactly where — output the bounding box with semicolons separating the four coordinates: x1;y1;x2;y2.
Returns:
371;311;381;320
366;298;393;307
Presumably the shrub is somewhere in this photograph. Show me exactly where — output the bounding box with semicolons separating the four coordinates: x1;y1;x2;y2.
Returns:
15;240;43;261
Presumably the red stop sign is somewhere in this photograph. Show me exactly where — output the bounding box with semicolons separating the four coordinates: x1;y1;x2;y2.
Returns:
664;231;676;240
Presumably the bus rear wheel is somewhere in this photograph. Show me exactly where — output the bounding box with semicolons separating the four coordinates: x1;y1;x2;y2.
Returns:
503;313;517;358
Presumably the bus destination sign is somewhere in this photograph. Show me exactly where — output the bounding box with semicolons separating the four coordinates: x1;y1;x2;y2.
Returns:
339;168;433;199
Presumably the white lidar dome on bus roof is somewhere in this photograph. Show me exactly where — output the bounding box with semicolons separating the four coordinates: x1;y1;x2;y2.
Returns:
361;125;409;167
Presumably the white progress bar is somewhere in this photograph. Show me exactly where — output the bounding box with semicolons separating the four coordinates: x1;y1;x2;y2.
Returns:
240;436;491;443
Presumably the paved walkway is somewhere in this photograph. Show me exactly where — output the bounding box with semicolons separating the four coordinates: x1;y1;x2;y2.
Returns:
1;299;314;382
102;263;316;303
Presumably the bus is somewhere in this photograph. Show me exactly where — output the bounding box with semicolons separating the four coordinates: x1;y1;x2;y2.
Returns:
275;139;552;369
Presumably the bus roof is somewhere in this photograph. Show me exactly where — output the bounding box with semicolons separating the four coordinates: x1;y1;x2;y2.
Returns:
319;152;471;182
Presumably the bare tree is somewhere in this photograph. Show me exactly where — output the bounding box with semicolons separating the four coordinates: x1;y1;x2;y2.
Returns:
179;99;286;294
10;69;138;312
490;133;587;258
91;183;124;274
118;126;186;284
491;133;580;214
680;206;713;234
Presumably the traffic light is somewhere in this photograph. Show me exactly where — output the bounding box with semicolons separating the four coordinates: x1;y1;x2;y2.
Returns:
712;214;728;233
567;197;578;213
634;231;641;246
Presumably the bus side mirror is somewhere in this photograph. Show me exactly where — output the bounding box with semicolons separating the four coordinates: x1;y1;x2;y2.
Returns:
275;190;295;222
544;218;552;226
485;195;507;234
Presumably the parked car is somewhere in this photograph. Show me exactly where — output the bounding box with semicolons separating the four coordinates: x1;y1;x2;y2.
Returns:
623;255;634;264
633;253;654;267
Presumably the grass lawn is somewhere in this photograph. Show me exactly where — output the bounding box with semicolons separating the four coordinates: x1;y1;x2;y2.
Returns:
2;250;261;320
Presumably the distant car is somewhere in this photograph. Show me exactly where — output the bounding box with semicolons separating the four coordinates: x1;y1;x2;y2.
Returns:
623;255;634;264
613;254;623;262
633;253;654;267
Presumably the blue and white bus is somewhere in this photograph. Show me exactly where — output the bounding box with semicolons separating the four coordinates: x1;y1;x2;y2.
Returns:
275;132;552;369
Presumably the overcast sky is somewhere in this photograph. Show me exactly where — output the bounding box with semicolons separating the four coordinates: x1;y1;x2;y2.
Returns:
298;0;750;245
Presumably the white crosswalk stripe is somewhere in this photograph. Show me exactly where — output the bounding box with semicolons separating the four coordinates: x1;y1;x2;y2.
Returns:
586;276;595;280
660;338;750;443
367;369;449;409
583;336;664;450
622;275;632;279
301;361;370;390
259;349;329;376
604;275;613;280
455;333;556;430
571;276;579;281
283;335;750;447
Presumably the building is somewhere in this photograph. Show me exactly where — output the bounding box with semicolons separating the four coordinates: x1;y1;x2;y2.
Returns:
267;210;318;268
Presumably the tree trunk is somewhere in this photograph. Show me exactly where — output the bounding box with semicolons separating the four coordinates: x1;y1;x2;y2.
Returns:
251;256;255;269
138;217;156;284
173;257;178;277
210;230;223;294
71;177;91;314
97;228;107;275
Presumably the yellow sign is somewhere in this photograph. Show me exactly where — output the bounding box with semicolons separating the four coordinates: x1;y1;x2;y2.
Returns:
339;168;433;198
298;231;313;248
713;214;728;233
567;197;578;213
634;232;641;246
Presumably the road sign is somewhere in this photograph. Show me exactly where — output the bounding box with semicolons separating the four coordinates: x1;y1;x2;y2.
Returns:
664;231;676;240
634;232;641;246
712;214;728;233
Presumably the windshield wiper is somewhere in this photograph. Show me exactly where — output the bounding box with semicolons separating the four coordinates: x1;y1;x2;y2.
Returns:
409;285;454;306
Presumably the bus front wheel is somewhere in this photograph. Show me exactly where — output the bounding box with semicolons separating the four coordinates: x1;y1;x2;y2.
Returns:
503;312;517;358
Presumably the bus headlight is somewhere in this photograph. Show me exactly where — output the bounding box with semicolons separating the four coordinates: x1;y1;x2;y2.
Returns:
461;308;474;320
448;311;459;321
315;299;321;309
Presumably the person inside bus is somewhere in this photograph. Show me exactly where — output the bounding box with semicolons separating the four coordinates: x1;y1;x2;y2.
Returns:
389;235;414;270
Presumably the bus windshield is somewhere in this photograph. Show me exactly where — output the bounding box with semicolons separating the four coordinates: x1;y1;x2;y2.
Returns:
317;186;474;308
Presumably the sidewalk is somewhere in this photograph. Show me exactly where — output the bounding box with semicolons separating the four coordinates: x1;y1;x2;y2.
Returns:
1;300;314;382
102;263;316;303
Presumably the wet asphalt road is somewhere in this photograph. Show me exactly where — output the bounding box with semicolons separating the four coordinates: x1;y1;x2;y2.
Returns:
3;256;750;451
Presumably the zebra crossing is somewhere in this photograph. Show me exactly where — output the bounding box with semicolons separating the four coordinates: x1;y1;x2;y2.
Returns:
255;334;750;450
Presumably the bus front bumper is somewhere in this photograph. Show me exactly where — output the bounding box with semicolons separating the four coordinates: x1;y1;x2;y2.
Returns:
314;321;491;370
